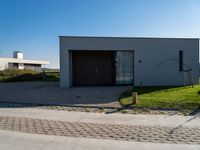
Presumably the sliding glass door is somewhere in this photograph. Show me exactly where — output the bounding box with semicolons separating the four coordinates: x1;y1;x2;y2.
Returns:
115;51;134;85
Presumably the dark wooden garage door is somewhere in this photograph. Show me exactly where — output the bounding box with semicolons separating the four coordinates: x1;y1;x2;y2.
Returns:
72;51;114;86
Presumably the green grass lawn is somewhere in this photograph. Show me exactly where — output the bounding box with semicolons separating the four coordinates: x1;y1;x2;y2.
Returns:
120;85;200;109
0;69;60;82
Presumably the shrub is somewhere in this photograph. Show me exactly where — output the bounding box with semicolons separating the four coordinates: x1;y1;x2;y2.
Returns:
0;69;59;82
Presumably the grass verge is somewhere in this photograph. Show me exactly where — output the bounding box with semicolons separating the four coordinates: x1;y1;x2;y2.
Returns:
119;85;200;109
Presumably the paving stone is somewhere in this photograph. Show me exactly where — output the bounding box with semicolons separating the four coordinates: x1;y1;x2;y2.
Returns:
0;101;195;115
0;116;199;144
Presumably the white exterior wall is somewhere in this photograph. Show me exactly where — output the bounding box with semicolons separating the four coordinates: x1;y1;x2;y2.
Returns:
18;63;24;70
60;36;199;88
13;51;23;59
0;58;49;71
0;61;24;70
0;61;9;70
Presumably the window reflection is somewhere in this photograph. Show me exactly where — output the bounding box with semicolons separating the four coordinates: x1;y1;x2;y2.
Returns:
115;51;133;85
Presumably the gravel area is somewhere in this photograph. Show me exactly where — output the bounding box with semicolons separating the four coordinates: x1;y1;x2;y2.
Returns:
0;82;126;107
0;101;195;115
0;116;200;144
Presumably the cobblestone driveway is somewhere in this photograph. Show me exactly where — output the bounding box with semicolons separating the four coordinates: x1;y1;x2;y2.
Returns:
0;116;200;144
0;82;126;107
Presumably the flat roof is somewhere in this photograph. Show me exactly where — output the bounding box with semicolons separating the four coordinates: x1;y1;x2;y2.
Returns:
0;57;49;65
59;35;199;40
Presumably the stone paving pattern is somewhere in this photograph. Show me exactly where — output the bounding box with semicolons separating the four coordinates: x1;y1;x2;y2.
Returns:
0;102;188;115
0;116;200;144
0;82;125;107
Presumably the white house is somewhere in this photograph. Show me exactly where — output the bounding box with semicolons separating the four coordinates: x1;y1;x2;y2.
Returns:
0;51;49;71
59;36;199;87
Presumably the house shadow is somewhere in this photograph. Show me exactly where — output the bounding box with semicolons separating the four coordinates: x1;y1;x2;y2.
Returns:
169;112;200;134
0;101;120;110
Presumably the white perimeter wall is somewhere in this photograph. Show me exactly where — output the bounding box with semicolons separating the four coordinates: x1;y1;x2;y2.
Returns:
60;37;199;87
0;61;24;70
0;61;9;70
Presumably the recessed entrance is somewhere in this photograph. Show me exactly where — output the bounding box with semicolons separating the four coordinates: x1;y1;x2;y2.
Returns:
72;51;134;86
72;51;115;86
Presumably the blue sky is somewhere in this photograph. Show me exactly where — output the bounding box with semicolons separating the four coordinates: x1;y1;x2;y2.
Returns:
0;0;199;68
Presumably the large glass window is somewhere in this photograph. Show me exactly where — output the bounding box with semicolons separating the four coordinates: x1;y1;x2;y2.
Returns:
115;51;134;85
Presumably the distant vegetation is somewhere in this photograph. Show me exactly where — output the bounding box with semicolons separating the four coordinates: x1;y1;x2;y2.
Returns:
0;69;60;82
